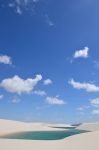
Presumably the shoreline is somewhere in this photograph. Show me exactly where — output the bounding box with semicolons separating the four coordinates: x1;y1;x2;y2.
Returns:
0;119;70;136
0;131;99;150
0;119;99;150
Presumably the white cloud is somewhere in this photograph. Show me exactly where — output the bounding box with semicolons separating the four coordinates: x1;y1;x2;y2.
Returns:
45;14;54;26
46;96;65;105
90;98;99;107
92;109;99;115
34;90;46;96
77;106;90;111
8;0;39;15
33;0;39;3
8;3;15;8
77;107;84;111
69;79;99;92
0;74;42;95
16;6;22;14
43;79;52;85
73;47;89;58
0;95;4;100
0;55;12;65
7;1;54;27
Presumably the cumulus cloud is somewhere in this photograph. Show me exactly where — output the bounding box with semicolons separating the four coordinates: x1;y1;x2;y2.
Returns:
69;79;99;92
92;109;99;115
34;90;46;96
0;74;42;95
46;96;65;105
0;55;12;65
43;79;52;85
73;47;89;58
90;98;99;107
0;95;4;100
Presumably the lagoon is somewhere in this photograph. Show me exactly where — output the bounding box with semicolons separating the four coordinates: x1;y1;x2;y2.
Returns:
0;129;88;140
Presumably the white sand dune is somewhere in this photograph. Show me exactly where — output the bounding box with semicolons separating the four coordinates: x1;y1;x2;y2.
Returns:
77;122;99;131
47;123;72;128
0;131;99;150
0;119;99;150
0;119;69;136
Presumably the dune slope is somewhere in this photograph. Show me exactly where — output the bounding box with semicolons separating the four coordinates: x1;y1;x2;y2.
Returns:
0;131;99;150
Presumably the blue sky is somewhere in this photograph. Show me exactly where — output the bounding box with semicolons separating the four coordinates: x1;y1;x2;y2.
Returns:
0;0;99;124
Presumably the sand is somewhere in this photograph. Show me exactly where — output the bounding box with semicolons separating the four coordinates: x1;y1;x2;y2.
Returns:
0;119;70;135
0;119;99;150
77;122;99;131
0;131;99;150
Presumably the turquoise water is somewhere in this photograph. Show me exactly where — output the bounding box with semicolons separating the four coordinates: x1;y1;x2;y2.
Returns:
0;129;88;140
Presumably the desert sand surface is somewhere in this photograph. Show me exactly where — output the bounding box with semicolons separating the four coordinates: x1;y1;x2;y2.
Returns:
0;131;99;150
0;119;99;150
77;122;99;131
0;119;70;135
